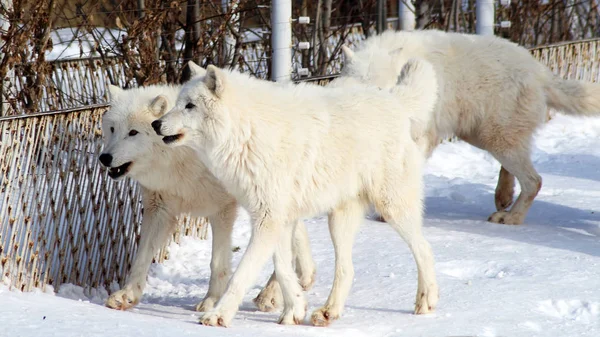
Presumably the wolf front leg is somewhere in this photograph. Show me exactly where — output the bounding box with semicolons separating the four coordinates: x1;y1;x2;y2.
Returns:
196;203;237;312
106;188;177;310
253;219;316;312
293;219;317;290
311;199;364;326
274;221;308;324
200;213;282;327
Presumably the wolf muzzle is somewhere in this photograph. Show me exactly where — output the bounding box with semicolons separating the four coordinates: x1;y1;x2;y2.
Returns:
151;120;163;135
99;153;113;167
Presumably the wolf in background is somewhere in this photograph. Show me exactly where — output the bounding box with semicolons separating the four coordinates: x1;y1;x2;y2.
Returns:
339;29;600;225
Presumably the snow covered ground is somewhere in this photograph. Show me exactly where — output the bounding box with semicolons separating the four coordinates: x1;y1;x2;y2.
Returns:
2;114;600;337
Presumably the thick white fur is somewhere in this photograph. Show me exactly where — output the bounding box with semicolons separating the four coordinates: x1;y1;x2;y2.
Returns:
339;30;600;225
155;60;440;327
100;68;315;312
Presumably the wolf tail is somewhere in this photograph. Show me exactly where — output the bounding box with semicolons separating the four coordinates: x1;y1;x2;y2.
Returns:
545;77;600;117
390;58;439;126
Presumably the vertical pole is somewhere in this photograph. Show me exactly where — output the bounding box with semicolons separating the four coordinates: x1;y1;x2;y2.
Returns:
271;0;292;82
222;0;237;67
476;0;495;35
193;0;201;65
181;0;200;82
1;0;12;115
376;0;384;33
399;1;416;31
138;0;146;19
299;0;309;69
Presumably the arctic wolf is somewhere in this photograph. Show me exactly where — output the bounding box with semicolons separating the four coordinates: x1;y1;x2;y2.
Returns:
339;30;600;225
152;59;439;327
98;69;315;312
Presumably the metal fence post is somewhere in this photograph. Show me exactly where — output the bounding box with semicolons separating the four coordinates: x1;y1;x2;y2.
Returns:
476;0;495;35
271;0;292;82
399;1;415;31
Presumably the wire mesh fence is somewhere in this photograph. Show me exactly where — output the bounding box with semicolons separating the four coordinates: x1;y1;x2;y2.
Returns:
2;37;600;294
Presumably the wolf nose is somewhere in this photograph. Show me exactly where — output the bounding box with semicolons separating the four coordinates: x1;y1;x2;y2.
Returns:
151;120;163;135
99;153;113;167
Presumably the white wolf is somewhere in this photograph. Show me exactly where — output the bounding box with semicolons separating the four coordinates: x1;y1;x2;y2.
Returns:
152;59;440;327
338;30;600;225
99;68;316;312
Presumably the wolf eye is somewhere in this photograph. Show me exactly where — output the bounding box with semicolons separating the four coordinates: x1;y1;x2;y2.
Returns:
110;127;114;133
129;130;139;136
185;103;195;109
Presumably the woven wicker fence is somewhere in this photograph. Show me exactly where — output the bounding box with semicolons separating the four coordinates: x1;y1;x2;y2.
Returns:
531;38;600;83
0;105;207;292
0;21;375;293
2;37;600;294
6;45;271;116
2;22;375;117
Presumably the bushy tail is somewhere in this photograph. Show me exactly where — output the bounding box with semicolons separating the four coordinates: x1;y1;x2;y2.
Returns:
545;77;600;117
389;59;439;157
390;58;438;126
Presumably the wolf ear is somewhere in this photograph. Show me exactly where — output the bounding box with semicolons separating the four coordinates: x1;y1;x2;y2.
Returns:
149;95;169;117
188;61;207;78
108;85;124;101
388;48;403;56
341;45;355;63
205;65;226;97
388;48;404;61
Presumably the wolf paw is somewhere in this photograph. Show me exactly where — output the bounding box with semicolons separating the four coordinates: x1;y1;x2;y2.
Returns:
199;311;229;327
494;193;514;211
277;304;307;325
299;269;316;291
487;211;524;225
253;283;283;312
414;283;439;315
310;307;340;327
196;296;218;312
105;287;141;310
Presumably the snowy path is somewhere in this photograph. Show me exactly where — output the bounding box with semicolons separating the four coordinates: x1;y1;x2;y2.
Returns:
2;115;600;337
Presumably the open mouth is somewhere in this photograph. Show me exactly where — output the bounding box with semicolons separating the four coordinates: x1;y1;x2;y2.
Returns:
108;162;132;179
162;134;183;145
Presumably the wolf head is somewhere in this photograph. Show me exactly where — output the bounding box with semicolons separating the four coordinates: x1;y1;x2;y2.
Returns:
100;62;207;180
340;44;409;90
152;65;234;151
99;86;176;180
